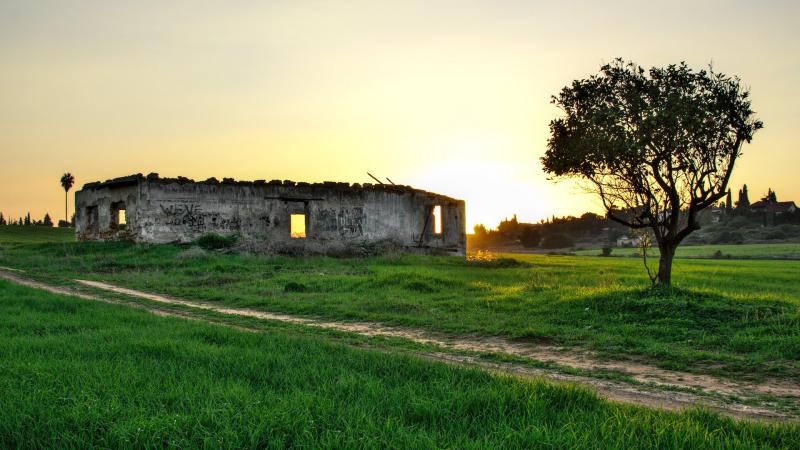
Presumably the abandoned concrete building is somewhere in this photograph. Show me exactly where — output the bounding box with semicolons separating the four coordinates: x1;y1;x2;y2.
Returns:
75;174;466;256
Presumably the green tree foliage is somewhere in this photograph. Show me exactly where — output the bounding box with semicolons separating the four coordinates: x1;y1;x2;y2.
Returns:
725;189;732;212
737;184;750;209
762;188;777;203
196;233;239;250
473;224;488;239
542;59;762;286
540;233;574;249
519;226;542;248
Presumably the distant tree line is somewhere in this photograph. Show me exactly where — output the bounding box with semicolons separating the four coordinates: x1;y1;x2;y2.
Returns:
0;173;79;229
0;211;73;227
470;213;628;250
470;192;800;251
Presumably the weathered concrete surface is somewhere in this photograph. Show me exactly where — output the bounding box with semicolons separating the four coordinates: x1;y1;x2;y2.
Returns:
75;174;466;256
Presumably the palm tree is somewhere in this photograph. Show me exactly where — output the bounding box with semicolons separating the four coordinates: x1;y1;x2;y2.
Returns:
60;173;75;225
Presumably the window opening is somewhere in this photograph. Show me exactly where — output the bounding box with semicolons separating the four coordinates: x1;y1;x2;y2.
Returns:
290;214;306;238
433;205;442;235
111;202;127;229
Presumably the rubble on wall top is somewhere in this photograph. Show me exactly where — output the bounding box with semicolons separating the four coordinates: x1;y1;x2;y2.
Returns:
80;173;462;203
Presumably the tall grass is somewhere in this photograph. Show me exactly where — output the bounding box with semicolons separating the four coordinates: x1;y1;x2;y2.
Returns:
1;280;797;448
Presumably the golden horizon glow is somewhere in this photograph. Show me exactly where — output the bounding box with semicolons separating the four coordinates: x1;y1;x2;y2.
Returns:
1;1;799;230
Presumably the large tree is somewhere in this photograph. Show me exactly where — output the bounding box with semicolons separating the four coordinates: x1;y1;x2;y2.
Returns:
542;59;762;286
60;173;75;225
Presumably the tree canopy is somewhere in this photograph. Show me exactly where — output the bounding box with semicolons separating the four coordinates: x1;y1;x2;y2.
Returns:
542;59;762;285
60;173;75;192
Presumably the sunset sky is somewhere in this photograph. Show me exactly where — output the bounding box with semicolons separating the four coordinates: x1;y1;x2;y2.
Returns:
1;1;798;229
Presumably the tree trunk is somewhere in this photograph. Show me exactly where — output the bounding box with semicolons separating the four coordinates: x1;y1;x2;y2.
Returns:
65;191;68;224
657;244;676;286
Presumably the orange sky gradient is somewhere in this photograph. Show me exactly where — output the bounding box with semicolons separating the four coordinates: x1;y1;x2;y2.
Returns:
1;1;798;230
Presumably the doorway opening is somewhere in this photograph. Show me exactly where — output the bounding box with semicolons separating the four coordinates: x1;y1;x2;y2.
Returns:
86;206;99;232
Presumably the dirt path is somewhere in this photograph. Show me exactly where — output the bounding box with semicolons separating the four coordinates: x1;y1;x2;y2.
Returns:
0;268;255;329
1;268;797;421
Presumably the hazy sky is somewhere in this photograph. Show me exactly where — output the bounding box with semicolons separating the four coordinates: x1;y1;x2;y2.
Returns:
1;0;798;229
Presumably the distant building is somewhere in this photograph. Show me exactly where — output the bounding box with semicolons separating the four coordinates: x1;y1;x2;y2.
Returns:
616;235;641;247
749;200;797;215
708;207;724;223
746;188;796;215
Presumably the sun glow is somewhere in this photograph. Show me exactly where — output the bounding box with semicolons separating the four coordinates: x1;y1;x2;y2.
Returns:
385;129;592;229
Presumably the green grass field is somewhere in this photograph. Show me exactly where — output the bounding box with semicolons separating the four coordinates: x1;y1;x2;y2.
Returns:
1;226;799;382
0;225;73;244
574;243;800;259
2;279;798;448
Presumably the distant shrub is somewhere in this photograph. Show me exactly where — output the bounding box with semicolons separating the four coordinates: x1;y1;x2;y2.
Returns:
467;251;527;268
712;230;744;244
724;216;754;229
711;250;731;259
469;257;525;268
683;233;709;245
540;233;575;249
196;233;239;250
601;247;613;257
284;281;308;293
764;229;786;240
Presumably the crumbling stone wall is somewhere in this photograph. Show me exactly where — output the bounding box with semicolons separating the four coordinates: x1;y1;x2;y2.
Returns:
75;174;466;256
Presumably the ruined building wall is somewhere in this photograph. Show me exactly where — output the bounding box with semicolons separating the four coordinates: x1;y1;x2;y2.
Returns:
74;179;139;241
75;175;466;256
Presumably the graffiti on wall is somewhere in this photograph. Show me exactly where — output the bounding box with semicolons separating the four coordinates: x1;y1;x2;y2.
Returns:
316;207;363;237
316;209;338;232
339;207;364;237
259;214;279;227
159;203;241;232
158;202;362;236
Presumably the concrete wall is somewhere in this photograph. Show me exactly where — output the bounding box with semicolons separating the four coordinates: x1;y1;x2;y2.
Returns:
75;175;466;256
75;177;140;241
